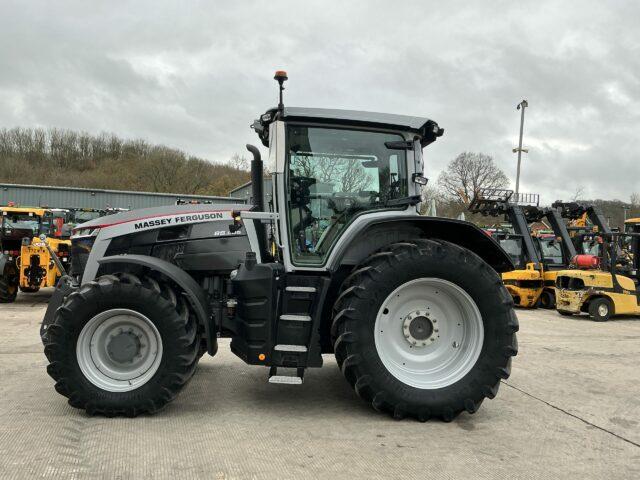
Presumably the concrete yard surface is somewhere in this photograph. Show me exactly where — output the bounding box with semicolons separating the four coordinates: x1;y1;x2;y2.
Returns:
1;289;639;479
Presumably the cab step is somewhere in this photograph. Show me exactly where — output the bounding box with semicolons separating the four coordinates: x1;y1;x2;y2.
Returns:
268;367;304;385
274;344;307;352
279;314;311;322
285;286;317;293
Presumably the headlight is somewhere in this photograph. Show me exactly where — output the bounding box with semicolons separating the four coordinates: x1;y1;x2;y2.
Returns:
71;227;100;239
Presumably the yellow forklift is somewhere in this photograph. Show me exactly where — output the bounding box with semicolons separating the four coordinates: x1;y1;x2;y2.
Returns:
555;219;640;321
552;201;612;256
470;190;577;308
0;206;70;302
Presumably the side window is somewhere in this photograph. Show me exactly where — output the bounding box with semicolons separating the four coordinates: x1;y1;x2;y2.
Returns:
286;126;407;266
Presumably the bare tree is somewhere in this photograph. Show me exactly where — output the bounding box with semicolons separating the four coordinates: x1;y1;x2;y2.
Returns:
571;185;585;202
631;192;640;207
227;153;249;171
437;152;509;204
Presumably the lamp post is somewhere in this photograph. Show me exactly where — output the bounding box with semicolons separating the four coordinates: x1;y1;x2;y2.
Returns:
513;100;529;198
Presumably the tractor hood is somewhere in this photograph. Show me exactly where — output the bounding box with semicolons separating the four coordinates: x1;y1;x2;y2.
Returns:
73;203;248;233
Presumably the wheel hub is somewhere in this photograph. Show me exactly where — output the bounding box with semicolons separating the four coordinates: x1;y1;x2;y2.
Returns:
374;278;484;390
402;311;436;346
76;309;163;392
106;329;143;364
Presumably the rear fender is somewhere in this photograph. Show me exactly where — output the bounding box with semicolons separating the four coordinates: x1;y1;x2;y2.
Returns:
97;255;216;355
333;216;514;273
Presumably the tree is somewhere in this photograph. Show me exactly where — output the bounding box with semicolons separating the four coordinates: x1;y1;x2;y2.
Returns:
437;152;509;204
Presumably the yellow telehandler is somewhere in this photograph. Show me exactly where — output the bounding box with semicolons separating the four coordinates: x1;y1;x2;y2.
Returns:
0;206;70;302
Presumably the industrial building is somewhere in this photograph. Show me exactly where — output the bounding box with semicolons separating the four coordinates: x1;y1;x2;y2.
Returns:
1;183;243;210
229;178;273;208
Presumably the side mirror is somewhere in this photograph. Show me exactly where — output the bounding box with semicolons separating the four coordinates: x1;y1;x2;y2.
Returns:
412;173;428;186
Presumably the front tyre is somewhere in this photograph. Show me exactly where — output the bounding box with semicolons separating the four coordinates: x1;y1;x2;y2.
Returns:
332;240;518;421
588;297;613;322
538;289;555;309
44;274;199;416
0;263;18;303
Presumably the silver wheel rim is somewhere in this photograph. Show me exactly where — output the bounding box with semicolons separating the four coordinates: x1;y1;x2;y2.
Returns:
76;308;163;392
598;303;608;317
374;278;484;389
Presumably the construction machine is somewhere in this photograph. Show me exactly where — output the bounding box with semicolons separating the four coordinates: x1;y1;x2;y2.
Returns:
0;206;70;302
469;190;544;307
555;219;640;321
552;201;611;257
40;72;518;421
469;190;576;308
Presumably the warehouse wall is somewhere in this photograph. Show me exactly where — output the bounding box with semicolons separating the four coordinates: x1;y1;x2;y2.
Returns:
229;178;273;208
1;183;244;210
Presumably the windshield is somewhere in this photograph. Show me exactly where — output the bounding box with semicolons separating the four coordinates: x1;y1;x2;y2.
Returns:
1;212;46;236
499;237;525;268
74;211;103;223
538;237;564;265
286;126;408;265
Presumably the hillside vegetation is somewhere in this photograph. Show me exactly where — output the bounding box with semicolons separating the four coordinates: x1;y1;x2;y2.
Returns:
0;127;250;196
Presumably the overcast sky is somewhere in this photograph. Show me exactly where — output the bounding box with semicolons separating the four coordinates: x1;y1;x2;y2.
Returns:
1;0;638;203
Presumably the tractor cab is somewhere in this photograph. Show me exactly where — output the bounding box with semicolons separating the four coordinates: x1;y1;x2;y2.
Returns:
250;75;443;271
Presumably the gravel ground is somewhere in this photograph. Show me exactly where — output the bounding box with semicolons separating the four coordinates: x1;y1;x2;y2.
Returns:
1;288;639;479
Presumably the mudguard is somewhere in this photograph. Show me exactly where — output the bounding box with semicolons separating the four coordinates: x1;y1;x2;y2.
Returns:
333;216;514;273
98;255;216;355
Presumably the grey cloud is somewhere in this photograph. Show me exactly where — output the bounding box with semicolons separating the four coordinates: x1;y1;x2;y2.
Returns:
0;0;638;203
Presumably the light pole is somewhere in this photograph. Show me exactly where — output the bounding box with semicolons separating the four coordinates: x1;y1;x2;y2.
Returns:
513;100;529;198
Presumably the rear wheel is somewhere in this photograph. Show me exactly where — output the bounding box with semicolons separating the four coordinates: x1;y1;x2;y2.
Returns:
0;263;19;303
588;297;613;322
332;239;518;421
44;273;199;416
538;289;555;309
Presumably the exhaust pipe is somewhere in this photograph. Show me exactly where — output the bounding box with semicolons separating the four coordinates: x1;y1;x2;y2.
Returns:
246;144;264;213
245;144;268;260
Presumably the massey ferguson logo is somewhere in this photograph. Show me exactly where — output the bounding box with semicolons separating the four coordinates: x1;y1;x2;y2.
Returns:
133;212;225;231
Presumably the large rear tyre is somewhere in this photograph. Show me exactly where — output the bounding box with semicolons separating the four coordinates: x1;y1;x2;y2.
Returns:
44;274;199;416
332;239;518;421
0;264;19;303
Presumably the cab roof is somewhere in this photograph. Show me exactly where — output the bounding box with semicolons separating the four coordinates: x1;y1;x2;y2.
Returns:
1;206;49;217
254;106;444;147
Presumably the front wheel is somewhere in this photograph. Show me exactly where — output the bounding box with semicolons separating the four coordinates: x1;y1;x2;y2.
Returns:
588;297;613;322
0;263;19;303
332;239;518;421
44;273;200;416
538;289;555;309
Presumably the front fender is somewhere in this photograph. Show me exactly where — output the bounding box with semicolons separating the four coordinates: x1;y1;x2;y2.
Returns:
98;255;216;355
332;216;514;273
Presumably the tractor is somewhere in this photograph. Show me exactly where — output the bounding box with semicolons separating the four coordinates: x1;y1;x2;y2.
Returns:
0;206;71;302
41;72;518;421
